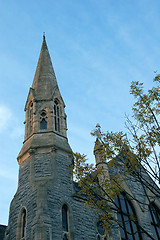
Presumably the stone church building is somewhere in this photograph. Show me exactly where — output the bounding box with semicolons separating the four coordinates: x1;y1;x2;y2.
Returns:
1;36;160;240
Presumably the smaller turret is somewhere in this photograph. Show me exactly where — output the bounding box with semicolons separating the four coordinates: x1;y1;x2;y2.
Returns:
94;138;110;185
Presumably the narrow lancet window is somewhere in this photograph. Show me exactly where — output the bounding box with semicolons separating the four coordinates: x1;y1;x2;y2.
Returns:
17;208;27;240
62;204;68;232
62;204;69;240
29;101;33;134
148;203;160;239
115;195;142;240
54;99;60;132
40;111;47;130
22;209;26;238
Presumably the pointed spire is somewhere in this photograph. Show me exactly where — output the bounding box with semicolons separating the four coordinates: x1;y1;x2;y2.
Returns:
32;35;58;100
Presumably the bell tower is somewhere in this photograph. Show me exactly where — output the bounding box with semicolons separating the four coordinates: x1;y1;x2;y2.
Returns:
18;35;69;165
24;35;67;143
4;36;73;240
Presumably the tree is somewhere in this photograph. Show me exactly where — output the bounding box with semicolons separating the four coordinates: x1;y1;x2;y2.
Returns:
72;75;160;239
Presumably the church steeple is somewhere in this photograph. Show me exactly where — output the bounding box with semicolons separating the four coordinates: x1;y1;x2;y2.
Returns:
18;36;69;164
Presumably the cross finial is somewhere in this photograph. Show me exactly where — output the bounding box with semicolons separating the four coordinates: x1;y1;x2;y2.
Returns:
43;32;45;41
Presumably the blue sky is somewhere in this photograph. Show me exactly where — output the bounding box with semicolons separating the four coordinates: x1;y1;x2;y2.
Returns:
0;0;160;225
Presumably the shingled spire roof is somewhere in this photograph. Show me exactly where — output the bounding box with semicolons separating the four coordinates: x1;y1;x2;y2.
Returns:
32;35;58;100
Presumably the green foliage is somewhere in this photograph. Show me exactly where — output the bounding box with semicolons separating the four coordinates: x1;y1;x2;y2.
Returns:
129;77;160;183
72;75;160;237
72;152;118;232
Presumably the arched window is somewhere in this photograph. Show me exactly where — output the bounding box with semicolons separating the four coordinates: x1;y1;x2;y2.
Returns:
17;208;27;240
148;202;160;239
21;209;26;238
63;234;68;240
54;99;60;132
40;111;47;130
115;195;142;240
62;204;69;240
97;221;106;240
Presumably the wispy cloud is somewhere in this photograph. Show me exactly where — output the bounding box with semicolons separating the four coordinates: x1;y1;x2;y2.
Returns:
0;104;24;139
0;104;12;132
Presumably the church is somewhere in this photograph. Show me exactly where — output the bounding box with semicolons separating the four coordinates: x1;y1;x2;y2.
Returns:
1;36;160;240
